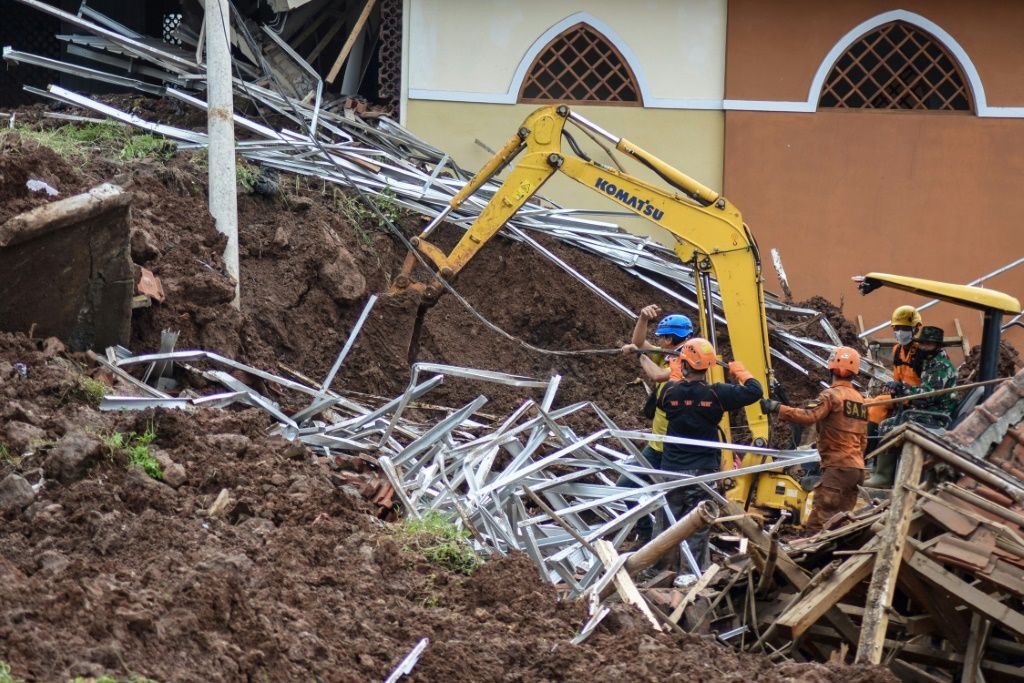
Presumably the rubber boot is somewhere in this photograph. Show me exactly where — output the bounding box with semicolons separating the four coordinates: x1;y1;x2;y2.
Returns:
864;451;897;488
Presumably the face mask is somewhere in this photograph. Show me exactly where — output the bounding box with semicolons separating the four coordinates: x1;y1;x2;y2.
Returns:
894;330;914;346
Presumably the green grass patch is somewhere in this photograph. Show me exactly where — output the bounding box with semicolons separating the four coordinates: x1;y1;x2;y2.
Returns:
103;425;162;480
119;134;176;161
236;161;259;193
397;512;480;575
0;122;176;162
0;661;24;683
0;443;11;464
75;376;109;408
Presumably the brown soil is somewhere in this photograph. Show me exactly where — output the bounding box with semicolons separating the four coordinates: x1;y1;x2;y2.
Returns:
0;333;895;683
0;105;891;682
959;340;1022;382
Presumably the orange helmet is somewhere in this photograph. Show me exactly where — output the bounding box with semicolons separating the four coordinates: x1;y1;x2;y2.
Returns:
678;337;716;371
827;346;861;377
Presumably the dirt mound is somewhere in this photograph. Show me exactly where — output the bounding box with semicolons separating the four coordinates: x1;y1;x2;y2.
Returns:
0;107;887;681
0;333;888;679
959;340;1022;382
0;107;852;428
0;132;89;224
0;336;896;682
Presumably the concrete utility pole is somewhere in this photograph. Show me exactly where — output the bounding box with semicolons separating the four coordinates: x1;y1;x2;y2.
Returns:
204;0;240;307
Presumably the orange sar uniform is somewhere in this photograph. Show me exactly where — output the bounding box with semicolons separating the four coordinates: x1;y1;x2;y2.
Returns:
777;379;868;531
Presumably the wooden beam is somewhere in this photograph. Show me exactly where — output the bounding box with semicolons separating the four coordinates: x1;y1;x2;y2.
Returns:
891;659;951;683
906;541;1024;638
855;442;924;665
775;538;879;639
721;500;862;645
961;612;991;683
897;550;971;644
809;628;1024;681
326;0;378;84
593;540;662;631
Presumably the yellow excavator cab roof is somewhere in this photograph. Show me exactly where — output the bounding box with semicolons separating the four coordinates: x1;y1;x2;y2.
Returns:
859;272;1022;314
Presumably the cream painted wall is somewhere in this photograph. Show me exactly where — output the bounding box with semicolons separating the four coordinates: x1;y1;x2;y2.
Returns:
407;0;727;103
404;100;724;245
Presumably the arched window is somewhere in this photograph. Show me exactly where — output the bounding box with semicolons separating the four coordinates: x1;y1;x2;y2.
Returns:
519;22;642;105
819;21;972;111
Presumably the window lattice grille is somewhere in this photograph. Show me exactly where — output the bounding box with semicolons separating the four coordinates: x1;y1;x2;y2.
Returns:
819;21;972;111
519;23;641;105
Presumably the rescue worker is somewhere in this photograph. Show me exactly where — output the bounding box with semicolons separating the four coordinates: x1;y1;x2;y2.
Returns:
899;325;958;417
864;305;926;485
619;305;694;467
888;304;926;389
657;338;763;569
619;305;693;542
869;326;959;486
761;346;867;533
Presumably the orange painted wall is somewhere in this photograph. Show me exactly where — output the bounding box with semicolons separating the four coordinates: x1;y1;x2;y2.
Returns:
724;110;1024;352
725;0;1024;106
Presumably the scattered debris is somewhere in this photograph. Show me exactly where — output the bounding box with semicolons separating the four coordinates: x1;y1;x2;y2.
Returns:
25;178;58;196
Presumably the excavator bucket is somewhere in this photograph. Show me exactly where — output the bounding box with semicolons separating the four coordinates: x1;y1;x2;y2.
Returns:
386;247;438;363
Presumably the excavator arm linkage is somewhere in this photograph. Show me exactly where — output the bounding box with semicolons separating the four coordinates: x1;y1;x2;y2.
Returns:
391;105;802;518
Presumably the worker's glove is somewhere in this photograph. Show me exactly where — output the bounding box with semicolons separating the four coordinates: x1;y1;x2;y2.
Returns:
884;381;907;397
760;398;781;414
728;361;754;383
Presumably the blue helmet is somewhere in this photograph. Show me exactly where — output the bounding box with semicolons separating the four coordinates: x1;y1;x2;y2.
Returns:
655;314;693;339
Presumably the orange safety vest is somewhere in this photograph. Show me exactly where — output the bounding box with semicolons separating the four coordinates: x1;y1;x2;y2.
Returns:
866;342;925;423
892;342;924;387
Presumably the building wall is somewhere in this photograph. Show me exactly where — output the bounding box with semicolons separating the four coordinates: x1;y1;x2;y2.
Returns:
401;0;1024;351
404;101;724;244
725;0;1024;108
725;110;1024;349
407;0;727;104
723;2;1024;349
403;0;728;243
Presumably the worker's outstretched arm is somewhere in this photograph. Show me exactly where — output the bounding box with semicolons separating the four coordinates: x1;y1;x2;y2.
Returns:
778;394;833;425
712;378;764;410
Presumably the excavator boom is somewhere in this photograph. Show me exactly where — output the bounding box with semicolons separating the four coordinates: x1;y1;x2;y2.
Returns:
392;105;802;519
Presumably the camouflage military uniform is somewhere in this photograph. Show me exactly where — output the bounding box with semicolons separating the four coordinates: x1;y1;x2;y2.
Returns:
903;350;958;415
881;350;958;430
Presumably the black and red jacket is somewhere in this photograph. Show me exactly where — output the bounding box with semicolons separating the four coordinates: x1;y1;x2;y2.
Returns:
657;377;763;471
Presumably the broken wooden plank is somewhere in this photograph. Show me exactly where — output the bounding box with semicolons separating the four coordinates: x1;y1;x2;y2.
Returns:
961;612;991;683
906;540;1024;638
855;441;923;665
774;537;879;640
721;500;862;646
669;563;719;624
593;539;661;631
325;0;377;84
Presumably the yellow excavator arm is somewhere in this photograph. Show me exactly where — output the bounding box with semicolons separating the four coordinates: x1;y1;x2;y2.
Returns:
394;105;799;516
